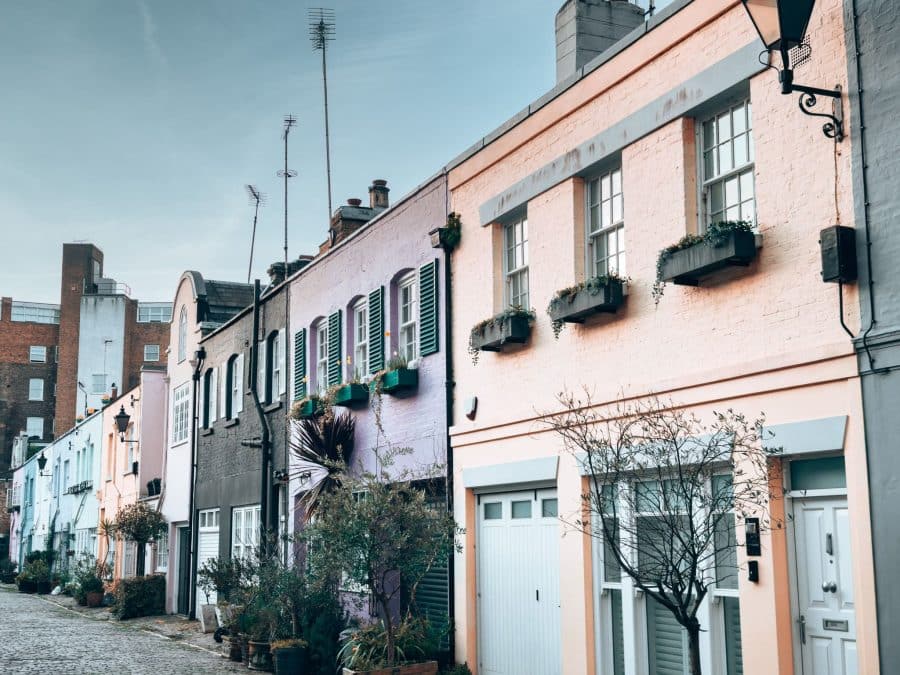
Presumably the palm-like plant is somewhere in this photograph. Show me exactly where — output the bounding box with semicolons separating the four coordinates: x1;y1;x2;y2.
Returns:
289;411;356;520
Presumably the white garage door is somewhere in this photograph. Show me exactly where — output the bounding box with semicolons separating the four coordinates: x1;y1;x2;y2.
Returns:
196;508;220;609
477;488;561;675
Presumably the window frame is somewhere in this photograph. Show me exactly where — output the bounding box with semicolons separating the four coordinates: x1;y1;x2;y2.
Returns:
352;299;369;379
137;303;173;323
29;346;47;363
231;505;260;560
25;417;44;439
172;383;190;444
699;98;756;231
143;344;160;362
398;273;418;363
28;378;44;402
503;215;529;309
177;306;188;363
586;167;626;278
316;322;329;395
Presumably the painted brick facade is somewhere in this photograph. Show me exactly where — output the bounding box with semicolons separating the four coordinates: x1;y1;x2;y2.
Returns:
447;1;876;673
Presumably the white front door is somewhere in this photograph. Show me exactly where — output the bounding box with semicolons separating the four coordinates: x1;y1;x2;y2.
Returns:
793;496;857;675
477;488;561;675
196;508;220;609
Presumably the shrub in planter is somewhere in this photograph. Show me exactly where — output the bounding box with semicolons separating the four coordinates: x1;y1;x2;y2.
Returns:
271;639;307;675
371;354;418;397
17;559;50;593
113;574;166;619
546;274;626;338
72;554;108;605
0;558;17;584
468;307;535;362
338;616;440;674
291;396;325;420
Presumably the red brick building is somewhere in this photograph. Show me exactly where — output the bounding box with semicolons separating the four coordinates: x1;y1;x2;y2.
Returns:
0;243;170;472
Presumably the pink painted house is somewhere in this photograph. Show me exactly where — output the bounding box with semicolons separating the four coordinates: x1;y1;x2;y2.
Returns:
447;1;876;674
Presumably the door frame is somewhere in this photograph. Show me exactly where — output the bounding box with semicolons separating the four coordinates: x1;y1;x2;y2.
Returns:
785;486;850;675
475;485;560;675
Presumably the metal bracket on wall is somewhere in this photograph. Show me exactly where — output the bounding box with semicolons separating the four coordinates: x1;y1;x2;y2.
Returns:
796;84;844;142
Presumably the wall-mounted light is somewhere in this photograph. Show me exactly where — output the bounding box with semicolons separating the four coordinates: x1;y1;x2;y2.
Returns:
114;406;139;444
36;452;51;477
742;0;844;141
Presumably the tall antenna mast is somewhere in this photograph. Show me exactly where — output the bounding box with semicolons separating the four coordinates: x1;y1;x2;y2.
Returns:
277;116;298;272
245;185;264;284
309;8;335;231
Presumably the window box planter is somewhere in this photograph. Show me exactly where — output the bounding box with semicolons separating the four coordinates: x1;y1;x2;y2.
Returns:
470;313;533;353
378;368;418;395
659;229;758;286
293;398;324;419
548;277;625;325
333;383;369;407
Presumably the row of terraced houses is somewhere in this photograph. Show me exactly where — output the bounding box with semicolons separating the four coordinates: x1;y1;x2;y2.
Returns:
5;1;900;673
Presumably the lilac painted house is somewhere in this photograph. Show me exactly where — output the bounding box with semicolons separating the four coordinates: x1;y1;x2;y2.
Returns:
287;174;451;629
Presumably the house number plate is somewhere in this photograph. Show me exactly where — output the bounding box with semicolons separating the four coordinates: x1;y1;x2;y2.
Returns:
823;619;849;632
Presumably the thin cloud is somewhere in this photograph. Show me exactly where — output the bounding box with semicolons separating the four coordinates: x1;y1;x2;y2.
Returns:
137;0;167;71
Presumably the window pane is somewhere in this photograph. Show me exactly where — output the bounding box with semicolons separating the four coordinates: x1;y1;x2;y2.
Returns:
541;498;558;517
484;502;502;520
703;119;715;150
725;176;739;210
710;182;724;216
723;596;744;675
717;112;731;141
790;456;847;490
740;171;754;204
612;194;623;224
719;142;734;173
732;106;747;134
610;588;626;675
714;514;739;589
511;500;532;519
611;169;622;195
734;134;748;166
704;149;716;178
602;517;621;582
589;179;599;206
601;174;611;200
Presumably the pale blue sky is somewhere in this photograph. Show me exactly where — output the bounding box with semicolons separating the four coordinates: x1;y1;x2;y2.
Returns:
0;0;566;303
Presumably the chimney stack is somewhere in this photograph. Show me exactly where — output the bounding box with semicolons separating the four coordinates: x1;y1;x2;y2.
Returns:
369;179;389;210
110;383;118;401
555;0;644;82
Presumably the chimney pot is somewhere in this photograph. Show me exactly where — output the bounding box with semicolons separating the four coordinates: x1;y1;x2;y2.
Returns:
111;384;118;401
369;179;390;210
347;198;362;207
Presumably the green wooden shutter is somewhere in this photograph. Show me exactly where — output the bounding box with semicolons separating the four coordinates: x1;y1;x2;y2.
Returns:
293;329;307;400
328;310;342;386
418;260;439;356
368;287;384;374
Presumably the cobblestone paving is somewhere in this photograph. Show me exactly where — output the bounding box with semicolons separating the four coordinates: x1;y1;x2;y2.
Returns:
0;588;245;674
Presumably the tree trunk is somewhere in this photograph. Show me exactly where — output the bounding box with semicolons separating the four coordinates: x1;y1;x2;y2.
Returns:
687;622;702;675
382;598;396;667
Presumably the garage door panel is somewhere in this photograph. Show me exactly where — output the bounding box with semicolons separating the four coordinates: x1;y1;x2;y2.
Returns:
478;489;561;675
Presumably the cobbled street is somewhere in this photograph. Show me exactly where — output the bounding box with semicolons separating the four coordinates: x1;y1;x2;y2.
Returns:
0;588;243;674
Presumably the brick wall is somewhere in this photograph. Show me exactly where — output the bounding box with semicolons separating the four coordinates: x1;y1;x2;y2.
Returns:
0;297;59;467
55;244;102;434
121;298;170;392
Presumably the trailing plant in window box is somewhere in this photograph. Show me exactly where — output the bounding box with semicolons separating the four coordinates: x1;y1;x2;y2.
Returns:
547;273;627;339
371;354;419;397
429;212;462;252
290;395;326;420
653;220;756;303
468;307;535;363
333;382;369;407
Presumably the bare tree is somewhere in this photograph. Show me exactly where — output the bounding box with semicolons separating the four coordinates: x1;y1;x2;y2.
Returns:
546;392;780;675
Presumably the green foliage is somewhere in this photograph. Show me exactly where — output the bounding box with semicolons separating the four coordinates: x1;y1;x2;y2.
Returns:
304;449;461;667
546;273;627;339
112;503;166;545
0;558;16;575
71;554;108;603
652;220;753;303
468;306;536;364
197;555;253;604
441;664;473;675
437;212;462;252
113;574;166;619
338;615;438;671
289;411;356;520
16;559;50;584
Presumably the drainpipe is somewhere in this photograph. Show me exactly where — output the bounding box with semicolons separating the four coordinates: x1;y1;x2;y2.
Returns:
249;281;273;550
440;172;457;659
186;344;206;620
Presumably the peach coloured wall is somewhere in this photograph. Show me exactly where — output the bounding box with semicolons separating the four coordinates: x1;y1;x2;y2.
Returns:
447;0;875;673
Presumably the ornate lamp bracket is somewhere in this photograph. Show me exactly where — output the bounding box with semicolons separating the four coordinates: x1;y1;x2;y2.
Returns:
794;84;844;142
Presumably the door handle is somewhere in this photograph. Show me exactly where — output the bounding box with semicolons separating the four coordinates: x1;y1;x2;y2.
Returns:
798;615;806;644
822;581;838;593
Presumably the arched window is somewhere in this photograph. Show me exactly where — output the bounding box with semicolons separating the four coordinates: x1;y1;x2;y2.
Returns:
177;306;187;363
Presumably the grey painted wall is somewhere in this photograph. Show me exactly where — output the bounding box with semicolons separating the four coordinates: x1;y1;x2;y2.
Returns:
844;0;900;668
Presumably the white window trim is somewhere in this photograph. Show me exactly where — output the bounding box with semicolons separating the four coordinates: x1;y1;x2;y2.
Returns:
172;383;190;445
316;323;329;395
698;98;756;231
398;273;418;364
144;344;160;362
503;216;529;309
28;378;44;402
586;168;626;279
231;505;260;560
177;306;188;363
29;346;47;363
353;299;369;380
26;417;44;439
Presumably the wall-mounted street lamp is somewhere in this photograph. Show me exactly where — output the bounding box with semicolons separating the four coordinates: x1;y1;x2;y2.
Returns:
113;406;139;444
742;0;844;141
36;452;51;477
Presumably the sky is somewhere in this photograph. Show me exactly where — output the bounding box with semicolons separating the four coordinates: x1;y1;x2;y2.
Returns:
0;0;566;304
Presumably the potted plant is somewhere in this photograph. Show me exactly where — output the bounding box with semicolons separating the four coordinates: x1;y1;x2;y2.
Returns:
271;638;307;674
337;615;440;675
429;212;462;252
0;559;16;584
304;448;460;673
291;395;325;420
468;306;535;361
333;374;369;408
15;564;36;594
547;273;626;338
112;502;166;577
72;554;109;606
653;220;758;300
27;559;52;594
374;354;418;396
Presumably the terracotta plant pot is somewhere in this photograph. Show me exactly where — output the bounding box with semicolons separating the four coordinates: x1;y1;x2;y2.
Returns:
248;640;273;672
86;591;104;607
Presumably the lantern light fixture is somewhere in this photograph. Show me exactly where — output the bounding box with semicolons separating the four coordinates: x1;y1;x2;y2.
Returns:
741;0;844;141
